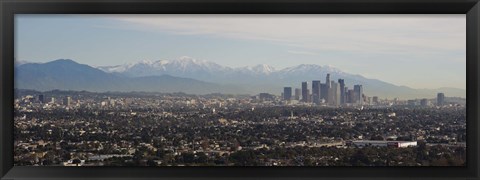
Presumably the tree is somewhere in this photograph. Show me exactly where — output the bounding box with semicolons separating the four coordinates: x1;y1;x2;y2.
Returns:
147;159;157;166
370;135;384;141
182;153;195;164
350;150;371;166
72;159;81;165
195;153;208;164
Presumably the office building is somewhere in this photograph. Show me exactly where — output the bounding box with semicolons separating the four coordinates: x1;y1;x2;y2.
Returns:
283;87;292;101
302;82;309;102
354;85;363;105
347;89;355;103
294;88;301;100
372;96;379;104
420;98;429;107
328;81;340;106
326;74;331;88
63;96;72;107
312;80;321;104
327;81;334;105
338;79;345;105
437;93;445;106
38;94;45;104
320;84;328;103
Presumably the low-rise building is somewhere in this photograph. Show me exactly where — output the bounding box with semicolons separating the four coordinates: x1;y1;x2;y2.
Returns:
347;140;417;148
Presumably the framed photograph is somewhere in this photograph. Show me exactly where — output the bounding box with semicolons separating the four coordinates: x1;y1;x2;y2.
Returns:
1;0;479;179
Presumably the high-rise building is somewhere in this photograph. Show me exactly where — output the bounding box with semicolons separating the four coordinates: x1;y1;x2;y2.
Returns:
302;82;309;102
347;89;355;103
344;87;348;103
354;85;363;105
338;79;345;105
334;81;341;105
328;81;340;106
320;84;328;103
437;93;445;106
420;98;429;107
312;80;321;104
306;89;311;102
283;87;292;101
294;88;301;100
38;94;45;104
326;74;331;88
372;96;379;105
63;96;72;107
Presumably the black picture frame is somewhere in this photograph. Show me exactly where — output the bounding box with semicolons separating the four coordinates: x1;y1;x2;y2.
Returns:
1;0;479;179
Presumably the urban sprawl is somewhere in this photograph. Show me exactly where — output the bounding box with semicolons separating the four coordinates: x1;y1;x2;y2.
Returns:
14;74;466;166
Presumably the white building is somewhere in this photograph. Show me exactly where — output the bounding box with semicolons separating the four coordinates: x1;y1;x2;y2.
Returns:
347;140;417;148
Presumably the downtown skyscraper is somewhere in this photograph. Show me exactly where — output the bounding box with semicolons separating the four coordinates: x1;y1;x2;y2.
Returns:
283;87;292;101
282;73;367;107
338;79;346;105
437;93;445;106
354;85;363;105
312;80;321;104
302;82;309;102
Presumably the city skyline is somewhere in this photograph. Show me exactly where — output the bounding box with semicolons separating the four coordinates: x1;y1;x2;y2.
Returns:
13;88;467;167
16;14;466;89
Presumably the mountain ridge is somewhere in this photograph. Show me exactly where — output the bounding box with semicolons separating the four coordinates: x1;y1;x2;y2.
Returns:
15;59;248;95
16;58;466;99
96;57;465;99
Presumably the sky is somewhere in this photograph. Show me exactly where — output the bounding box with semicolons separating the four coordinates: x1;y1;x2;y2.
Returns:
15;14;466;89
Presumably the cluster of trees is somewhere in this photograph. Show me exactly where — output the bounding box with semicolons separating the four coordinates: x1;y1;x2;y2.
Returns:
99;143;465;166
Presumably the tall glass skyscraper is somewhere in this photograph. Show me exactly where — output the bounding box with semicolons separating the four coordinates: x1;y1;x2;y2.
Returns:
283;87;292;101
354;85;363;105
312;80;321;104
437;93;445;106
338;79;345;105
302;82;309;102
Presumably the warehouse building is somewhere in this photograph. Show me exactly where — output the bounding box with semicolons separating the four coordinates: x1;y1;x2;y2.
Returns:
346;140;417;148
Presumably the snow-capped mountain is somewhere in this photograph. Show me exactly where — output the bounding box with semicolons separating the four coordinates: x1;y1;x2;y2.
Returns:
95;57;402;97
97;56;233;78
277;64;345;78
98;59;169;73
16;59;246;94
236;64;276;75
97;57;344;78
17;57;464;98
167;56;230;73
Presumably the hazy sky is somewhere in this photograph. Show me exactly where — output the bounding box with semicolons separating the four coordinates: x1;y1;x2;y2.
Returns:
15;14;466;89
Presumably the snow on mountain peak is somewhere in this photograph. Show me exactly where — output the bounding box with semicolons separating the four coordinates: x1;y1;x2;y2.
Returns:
178;56;194;61
322;65;343;73
96;57;344;78
171;56;202;66
139;59;154;65
252;64;276;74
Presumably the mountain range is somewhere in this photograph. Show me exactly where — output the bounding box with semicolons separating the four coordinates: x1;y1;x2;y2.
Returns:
15;59;244;95
15;57;466;99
